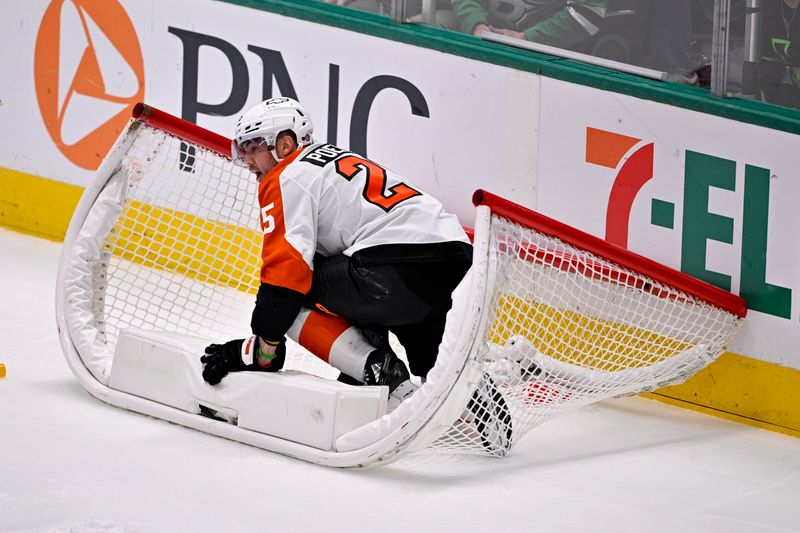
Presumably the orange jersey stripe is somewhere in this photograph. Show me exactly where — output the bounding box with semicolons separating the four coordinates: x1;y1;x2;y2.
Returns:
257;148;313;293
298;309;353;363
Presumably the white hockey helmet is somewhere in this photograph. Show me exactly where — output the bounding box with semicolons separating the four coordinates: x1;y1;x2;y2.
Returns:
232;97;314;166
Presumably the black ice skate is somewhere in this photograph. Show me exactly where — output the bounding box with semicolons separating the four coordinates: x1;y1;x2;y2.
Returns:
363;347;418;410
363;347;411;392
465;374;514;457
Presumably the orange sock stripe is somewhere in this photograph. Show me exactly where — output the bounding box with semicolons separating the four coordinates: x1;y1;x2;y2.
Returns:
298;309;353;362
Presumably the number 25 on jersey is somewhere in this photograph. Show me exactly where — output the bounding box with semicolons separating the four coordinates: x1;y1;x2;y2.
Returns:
334;155;420;212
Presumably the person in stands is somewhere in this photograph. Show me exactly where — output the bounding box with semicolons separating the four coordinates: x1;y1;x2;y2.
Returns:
453;0;611;51
758;0;800;108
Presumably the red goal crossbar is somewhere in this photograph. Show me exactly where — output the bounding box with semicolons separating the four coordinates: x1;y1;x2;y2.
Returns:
473;189;747;318
132;103;232;159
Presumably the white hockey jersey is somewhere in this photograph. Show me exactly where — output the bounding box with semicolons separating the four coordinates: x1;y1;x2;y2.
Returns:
256;143;469;294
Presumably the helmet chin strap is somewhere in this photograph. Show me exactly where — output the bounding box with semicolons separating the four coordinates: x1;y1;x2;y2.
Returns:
271;147;282;162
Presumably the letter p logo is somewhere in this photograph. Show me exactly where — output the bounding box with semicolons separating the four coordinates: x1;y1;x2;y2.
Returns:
34;0;145;170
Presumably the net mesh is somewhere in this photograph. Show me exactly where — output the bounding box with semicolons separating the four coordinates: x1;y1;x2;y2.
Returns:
427;214;741;456
98;124;337;379
79;121;741;459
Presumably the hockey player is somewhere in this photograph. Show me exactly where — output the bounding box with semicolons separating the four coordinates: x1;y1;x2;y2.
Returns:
200;97;472;405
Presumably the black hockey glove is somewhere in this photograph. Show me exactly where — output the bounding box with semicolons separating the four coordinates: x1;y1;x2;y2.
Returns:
200;336;286;385
201;339;248;385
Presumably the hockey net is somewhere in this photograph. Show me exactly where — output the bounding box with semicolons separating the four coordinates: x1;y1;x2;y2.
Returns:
57;104;746;465
431;190;746;456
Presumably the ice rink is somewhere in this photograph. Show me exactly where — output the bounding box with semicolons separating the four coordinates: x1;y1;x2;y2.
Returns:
1;226;799;533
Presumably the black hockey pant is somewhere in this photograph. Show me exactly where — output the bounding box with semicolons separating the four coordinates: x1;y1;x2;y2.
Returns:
304;251;472;378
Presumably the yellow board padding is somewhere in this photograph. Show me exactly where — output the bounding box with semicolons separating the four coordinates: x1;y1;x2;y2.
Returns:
489;295;692;372
0;167;83;241
643;392;800;439
111;199;262;294
649;352;800;436
2;167;800;437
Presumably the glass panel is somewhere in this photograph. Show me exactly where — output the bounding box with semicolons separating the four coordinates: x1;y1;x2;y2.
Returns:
316;0;798;109
404;1;719;86
742;0;800;110
648;1;712;85
316;0;394;17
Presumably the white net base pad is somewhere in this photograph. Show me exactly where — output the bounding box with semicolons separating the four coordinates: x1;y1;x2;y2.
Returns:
109;329;388;451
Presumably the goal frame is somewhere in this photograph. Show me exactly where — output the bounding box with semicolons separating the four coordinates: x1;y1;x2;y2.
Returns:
55;103;748;467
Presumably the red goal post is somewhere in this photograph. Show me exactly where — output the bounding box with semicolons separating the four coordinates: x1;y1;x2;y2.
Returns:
55;104;747;467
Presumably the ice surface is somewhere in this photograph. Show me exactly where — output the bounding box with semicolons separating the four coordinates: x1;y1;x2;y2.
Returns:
1;227;798;532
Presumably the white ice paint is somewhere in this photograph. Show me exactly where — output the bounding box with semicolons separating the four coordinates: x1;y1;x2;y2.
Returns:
1;227;799;531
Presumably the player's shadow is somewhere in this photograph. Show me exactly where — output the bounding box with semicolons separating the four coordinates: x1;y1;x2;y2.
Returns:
35;376;100;405
36;377;740;482
356;396;739;484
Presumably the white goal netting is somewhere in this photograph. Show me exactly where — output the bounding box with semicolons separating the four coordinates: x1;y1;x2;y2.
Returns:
66;121;339;382
58;108;745;464
431;208;743;456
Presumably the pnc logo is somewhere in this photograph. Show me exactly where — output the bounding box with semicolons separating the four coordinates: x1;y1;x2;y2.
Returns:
34;0;144;170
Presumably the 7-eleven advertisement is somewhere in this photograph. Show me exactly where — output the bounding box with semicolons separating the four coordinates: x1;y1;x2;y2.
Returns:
537;78;800;370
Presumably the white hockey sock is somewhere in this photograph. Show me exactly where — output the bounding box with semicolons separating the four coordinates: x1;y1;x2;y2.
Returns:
286;308;373;381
